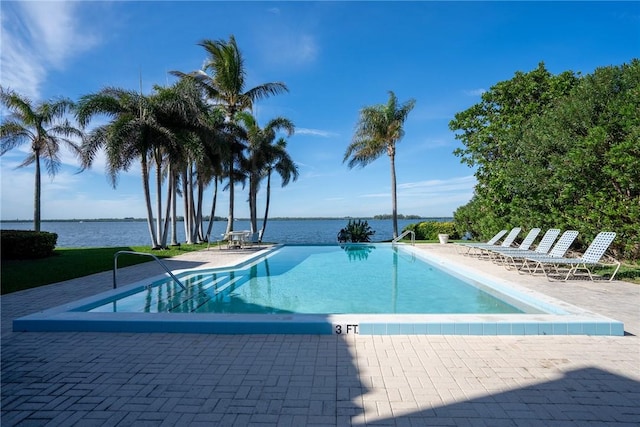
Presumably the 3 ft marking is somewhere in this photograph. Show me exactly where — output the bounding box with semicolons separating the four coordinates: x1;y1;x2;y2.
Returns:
335;324;359;334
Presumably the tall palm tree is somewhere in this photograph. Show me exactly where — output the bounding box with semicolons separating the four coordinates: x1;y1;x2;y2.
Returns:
0;87;82;231
260;137;299;239
75;87;177;248
172;35;288;234
152;79;220;245
344;91;416;238
236;111;294;233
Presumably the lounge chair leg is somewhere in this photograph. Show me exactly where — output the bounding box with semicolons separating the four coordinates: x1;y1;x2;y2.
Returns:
609;261;621;281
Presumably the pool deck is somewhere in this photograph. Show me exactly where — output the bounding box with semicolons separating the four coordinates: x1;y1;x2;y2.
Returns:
2;244;639;426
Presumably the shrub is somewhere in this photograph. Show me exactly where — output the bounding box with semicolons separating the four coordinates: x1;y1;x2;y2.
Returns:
1;230;58;259
402;221;459;240
337;219;375;243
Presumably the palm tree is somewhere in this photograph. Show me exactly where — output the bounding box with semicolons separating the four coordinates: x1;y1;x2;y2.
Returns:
152;79;222;245
0;87;82;231
260;137;299;239
75;87;177;248
172;35;288;234
344;91;416;238
236;112;294;233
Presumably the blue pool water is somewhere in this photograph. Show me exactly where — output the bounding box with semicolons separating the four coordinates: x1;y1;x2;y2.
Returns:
13;244;625;335
86;245;524;315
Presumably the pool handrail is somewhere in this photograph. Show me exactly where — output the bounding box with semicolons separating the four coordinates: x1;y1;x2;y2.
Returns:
392;230;415;245
113;250;186;290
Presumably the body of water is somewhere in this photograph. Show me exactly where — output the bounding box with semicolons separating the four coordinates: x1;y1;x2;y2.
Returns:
1;218;449;248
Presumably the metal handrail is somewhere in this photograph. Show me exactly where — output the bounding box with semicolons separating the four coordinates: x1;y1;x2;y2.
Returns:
392;230;415;245
113;251;186;290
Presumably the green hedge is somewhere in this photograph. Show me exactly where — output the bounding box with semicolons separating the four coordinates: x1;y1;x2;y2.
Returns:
402;221;460;240
1;230;58;259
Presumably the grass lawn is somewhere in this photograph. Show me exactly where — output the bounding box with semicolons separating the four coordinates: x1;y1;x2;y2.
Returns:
1;243;212;294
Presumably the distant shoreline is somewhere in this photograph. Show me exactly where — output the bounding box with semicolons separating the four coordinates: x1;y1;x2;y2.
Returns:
1;216;453;223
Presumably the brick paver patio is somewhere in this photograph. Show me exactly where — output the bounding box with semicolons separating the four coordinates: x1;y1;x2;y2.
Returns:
2;244;639;426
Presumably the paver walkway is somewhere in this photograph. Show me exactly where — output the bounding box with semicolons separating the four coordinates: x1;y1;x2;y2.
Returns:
2;244;639;426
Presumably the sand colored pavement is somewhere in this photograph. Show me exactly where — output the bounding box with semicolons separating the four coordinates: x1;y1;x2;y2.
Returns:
2;244;639;426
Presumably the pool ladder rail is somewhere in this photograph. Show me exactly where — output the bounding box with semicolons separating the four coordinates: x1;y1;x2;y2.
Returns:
113;250;186;290
392;230;415;245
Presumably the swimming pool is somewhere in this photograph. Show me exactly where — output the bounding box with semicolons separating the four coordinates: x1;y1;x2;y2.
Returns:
14;244;625;335
87;245;528;315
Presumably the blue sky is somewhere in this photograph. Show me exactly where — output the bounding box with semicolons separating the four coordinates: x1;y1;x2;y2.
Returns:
1;1;638;221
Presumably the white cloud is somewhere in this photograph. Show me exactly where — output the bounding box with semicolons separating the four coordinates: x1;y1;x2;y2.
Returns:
464;88;486;96
1;166;81;220
0;1;100;99
43;192;147;220
0;161;149;220
398;175;476;194
360;192;389;199
258;31;318;67
296;128;338;138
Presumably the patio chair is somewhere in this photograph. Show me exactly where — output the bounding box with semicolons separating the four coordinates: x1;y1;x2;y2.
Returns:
458;227;521;257
491;228;560;269
486;228;541;260
524;231;620;281
226;230;251;249
209;232;229;250
243;230;263;249
206;231;225;250
455;229;507;255
518;230;579;273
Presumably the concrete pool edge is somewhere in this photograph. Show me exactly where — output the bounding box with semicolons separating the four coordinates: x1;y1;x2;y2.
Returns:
13;311;625;336
13;244;625;336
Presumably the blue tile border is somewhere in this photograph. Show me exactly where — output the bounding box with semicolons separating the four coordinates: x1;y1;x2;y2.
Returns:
14;309;627;338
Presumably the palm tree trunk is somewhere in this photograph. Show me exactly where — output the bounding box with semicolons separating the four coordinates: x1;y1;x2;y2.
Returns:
155;151;163;246
141;155;159;248
260;170;272;240
225;159;235;235
195;177;205;242
34;152;41;232
189;167;198;243
160;178;172;247
249;173;258;233
389;151;398;239
170;171;178;246
205;177;218;241
181;168;192;244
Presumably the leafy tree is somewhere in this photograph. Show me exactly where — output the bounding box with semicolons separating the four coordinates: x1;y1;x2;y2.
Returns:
450;62;579;238
344;91;416;238
0;87;82;231
450;60;639;259
522;60;640;258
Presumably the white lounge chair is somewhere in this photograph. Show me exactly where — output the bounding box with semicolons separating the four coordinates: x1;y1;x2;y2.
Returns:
524;231;620;281
491;228;560;268
458;227;521;257
455;229;507;255
519;230;579;274
486;228;541;260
